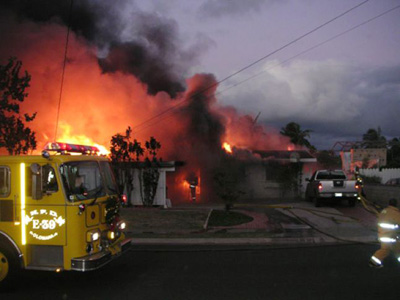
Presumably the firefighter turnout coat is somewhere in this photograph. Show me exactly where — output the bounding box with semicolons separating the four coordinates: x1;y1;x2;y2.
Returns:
372;205;400;265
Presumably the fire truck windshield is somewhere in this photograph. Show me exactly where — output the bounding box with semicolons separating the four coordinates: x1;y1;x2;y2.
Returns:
60;161;106;201
99;161;118;194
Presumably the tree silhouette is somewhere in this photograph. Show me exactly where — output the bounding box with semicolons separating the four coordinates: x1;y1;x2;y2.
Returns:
387;137;400;167
0;57;37;154
145;136;161;161
362;127;387;149
280;122;313;150
110;126;144;162
131;139;144;161
110;128;161;206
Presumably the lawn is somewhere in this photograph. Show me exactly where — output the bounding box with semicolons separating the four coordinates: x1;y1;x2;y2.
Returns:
208;209;254;227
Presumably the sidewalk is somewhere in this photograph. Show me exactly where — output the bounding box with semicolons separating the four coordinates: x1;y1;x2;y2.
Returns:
120;201;378;246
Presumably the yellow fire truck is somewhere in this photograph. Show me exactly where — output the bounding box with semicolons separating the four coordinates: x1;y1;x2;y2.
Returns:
0;142;131;286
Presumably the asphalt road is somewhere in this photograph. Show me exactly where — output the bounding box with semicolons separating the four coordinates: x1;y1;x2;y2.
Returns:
3;244;400;300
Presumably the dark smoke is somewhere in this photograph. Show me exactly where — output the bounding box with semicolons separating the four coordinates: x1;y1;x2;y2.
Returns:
0;0;188;97
182;74;225;153
168;74;228;202
98;42;183;97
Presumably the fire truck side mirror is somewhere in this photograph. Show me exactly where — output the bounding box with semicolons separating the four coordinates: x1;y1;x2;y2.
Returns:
30;163;43;200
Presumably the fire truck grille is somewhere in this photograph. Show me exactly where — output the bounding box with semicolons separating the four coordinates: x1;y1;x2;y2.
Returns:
29;245;64;268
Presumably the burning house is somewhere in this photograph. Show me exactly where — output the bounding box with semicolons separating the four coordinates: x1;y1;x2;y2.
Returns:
0;1;316;204
113;161;176;207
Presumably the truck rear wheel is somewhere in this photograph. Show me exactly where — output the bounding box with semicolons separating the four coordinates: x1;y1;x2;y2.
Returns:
0;241;20;290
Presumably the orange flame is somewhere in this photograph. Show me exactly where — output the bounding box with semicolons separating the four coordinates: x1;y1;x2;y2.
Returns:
222;142;233;154
179;171;202;202
57;122;110;156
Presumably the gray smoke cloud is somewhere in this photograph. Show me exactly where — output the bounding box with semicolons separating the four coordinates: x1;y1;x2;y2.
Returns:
0;0;201;97
198;0;282;18
220;59;400;149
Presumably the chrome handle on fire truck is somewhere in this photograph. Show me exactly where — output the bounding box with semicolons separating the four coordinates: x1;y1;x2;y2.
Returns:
14;194;19;223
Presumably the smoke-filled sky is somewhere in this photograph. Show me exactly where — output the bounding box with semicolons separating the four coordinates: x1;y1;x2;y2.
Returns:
1;0;399;151
139;0;400;149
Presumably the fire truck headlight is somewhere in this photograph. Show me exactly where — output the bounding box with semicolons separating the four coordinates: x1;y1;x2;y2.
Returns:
107;230;115;240
87;230;100;242
117;221;126;230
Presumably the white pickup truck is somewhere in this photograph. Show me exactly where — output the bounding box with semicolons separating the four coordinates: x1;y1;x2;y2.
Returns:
305;170;359;207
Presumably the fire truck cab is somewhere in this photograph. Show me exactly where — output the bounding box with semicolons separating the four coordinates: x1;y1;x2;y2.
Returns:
0;143;131;286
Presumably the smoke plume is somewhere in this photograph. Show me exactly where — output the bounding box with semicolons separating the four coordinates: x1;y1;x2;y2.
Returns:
0;0;190;97
0;1;293;203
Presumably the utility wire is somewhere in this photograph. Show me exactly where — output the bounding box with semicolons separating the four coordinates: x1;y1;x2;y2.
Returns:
130;0;370;133
54;0;73;141
218;4;400;95
133;3;400;135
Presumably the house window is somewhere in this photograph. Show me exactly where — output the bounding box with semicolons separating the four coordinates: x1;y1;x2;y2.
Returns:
265;162;280;181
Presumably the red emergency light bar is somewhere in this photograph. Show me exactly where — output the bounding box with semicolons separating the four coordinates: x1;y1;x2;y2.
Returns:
44;142;99;154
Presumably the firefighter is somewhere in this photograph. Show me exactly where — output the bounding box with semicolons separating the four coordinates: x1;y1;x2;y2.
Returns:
369;198;400;268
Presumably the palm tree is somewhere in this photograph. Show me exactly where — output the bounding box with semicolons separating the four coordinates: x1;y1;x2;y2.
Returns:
280;122;313;149
388;137;400;167
362;127;387;148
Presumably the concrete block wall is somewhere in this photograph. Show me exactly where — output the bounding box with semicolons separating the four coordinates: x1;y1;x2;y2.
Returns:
363;185;400;207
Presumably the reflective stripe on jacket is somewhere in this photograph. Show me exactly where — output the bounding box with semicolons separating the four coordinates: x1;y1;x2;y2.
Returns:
378;206;400;241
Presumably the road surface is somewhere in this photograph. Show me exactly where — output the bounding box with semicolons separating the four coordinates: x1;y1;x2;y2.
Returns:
3;243;400;300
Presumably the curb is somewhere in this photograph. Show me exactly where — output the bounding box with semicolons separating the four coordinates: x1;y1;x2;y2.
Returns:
129;235;378;246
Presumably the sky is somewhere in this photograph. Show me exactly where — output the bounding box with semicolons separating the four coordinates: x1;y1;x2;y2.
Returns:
135;0;400;150
0;0;399;151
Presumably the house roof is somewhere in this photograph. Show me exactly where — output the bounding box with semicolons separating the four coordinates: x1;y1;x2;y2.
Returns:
252;150;317;162
112;161;177;170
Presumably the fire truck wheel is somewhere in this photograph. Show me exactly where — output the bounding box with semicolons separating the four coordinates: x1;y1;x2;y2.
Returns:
0;242;20;289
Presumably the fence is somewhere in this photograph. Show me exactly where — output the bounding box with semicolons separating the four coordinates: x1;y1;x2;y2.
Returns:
363;185;400;206
359;168;400;184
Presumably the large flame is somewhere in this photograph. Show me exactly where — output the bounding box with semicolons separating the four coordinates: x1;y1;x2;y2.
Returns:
57;122;110;156
0;15;296;203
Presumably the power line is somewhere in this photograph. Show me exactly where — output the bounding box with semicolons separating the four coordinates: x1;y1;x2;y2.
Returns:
216;4;400;96
137;6;400;135
130;0;371;133
54;0;73;141
134;3;400;135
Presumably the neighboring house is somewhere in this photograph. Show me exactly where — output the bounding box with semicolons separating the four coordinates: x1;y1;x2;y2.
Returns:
240;150;318;201
352;148;387;168
113;161;176;207
341;149;387;175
